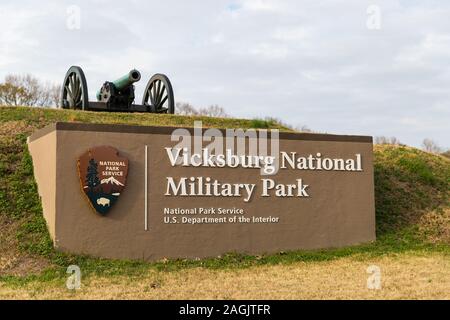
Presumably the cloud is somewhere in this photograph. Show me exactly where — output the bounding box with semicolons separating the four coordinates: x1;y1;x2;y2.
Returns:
242;0;281;12
0;0;449;149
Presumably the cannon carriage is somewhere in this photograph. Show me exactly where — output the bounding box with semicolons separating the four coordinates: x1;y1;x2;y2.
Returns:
59;66;174;113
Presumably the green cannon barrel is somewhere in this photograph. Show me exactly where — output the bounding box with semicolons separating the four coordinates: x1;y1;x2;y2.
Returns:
96;69;141;100
113;69;141;90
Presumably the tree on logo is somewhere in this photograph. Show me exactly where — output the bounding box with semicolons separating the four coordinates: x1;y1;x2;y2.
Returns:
86;158;100;192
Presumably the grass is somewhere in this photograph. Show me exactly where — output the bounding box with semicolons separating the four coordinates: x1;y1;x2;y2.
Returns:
373;145;449;235
2;252;449;299
0;106;449;298
0;106;287;131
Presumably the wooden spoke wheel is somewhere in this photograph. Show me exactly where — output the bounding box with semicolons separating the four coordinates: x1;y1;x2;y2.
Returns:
60;66;89;110
142;74;174;114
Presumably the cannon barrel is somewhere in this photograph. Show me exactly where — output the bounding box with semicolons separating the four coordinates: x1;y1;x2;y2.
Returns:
112;69;141;90
96;69;141;100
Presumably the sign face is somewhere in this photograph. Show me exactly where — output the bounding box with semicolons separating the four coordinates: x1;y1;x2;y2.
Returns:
77;146;129;215
28;122;376;261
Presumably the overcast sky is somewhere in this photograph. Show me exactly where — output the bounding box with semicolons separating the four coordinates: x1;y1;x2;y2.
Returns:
0;0;449;149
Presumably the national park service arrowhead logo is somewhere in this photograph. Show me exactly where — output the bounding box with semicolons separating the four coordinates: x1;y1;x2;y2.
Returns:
78;146;129;215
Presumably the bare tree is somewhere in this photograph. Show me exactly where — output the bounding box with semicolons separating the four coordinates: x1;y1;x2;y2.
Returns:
175;103;313;132
422;138;442;154
0;74;60;107
374;136;387;144
374;136;402;145
295;125;313;133
176;102;229;118
175;102;199;116
198;105;229;117
0;82;26;106
262;117;313;132
49;84;61;107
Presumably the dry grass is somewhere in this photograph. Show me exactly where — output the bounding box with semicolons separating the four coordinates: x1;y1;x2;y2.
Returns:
0;120;51;276
1;252;449;300
0;217;51;277
418;208;450;244
373;144;449;236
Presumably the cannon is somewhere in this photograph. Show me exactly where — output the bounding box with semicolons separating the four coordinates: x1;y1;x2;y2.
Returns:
59;66;174;113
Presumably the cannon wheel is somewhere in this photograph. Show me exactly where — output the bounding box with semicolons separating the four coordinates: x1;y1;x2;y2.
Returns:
142;74;174;114
60;66;89;110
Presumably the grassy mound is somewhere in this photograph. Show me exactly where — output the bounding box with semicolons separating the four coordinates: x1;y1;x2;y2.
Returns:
0;106;449;280
374;145;449;239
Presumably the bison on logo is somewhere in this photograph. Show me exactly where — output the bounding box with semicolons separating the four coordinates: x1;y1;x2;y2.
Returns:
77;146;129;215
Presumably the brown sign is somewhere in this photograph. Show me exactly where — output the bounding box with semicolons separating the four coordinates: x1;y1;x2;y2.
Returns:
77;146;129;215
28;122;375;261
